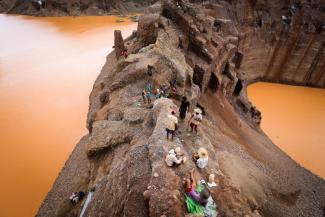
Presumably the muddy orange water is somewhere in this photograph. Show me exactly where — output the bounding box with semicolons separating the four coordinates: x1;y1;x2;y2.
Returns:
0;15;137;217
248;82;325;179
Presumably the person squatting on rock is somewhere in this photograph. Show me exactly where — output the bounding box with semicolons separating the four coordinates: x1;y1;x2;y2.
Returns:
179;96;190;120
193;147;209;169
184;168;211;206
69;191;85;205
189;108;203;133
166;111;178;141
165;147;186;167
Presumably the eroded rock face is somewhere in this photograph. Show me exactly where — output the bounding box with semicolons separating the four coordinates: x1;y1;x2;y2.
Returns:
37;1;325;217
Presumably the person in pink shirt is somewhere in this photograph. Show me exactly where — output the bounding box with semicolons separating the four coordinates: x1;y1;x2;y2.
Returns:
184;169;210;206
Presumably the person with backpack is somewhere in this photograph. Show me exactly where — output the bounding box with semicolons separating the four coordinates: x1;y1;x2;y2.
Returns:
189;108;203;133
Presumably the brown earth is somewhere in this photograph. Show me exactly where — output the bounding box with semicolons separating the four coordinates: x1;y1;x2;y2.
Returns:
35;0;325;217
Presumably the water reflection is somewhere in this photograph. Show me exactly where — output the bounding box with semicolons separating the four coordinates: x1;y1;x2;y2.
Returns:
0;15;137;217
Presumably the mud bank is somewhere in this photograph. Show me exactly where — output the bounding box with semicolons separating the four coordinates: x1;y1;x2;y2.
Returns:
36;0;325;217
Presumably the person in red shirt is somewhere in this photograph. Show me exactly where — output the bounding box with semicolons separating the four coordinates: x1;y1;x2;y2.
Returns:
121;49;128;58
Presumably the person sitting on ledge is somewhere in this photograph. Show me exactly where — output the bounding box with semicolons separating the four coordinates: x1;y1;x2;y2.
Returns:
193;147;209;169
69;191;85;205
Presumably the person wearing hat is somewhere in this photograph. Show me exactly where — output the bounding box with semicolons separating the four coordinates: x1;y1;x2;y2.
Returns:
188;108;202;133
193;148;209;169
166;111;178;141
165;148;186;167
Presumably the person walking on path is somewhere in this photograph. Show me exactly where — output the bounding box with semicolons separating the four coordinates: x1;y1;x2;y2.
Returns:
179;96;190;120
189;108;203;133
166;111;178;141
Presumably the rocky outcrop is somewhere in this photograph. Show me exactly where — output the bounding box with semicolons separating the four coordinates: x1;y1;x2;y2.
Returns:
37;1;325;217
1;0;158;16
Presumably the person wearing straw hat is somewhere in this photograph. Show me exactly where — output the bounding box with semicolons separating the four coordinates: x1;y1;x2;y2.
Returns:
188;108;203;133
193;148;209;169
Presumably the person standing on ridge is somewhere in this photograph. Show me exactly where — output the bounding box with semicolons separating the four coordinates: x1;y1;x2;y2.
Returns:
179;96;190;120
166;111;178;141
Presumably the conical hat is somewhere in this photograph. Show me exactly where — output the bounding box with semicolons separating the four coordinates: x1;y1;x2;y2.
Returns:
198;147;208;158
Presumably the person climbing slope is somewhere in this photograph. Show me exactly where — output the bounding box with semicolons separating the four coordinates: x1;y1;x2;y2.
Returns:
189;108;203;133
166;111;178;141
179;96;190;120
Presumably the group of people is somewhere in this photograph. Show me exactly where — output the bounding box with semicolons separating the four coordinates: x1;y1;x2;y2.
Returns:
164;142;216;215
162;96;217;216
142;82;169;105
166;96;203;141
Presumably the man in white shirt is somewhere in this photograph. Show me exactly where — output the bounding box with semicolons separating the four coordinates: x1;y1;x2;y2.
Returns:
165;149;182;166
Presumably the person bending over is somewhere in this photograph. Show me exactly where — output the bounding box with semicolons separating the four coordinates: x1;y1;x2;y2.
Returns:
184;168;210;206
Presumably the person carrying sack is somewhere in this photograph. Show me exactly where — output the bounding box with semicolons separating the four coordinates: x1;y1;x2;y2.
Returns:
189;108;203;133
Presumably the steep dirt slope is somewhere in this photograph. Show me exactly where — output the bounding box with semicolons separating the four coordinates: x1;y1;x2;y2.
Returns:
37;1;325;217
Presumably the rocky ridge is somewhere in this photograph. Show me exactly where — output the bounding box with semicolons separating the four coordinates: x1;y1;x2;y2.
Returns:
37;0;325;217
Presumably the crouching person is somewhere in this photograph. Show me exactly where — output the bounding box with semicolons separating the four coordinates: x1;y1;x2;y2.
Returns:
165;147;186;167
184;169;210;206
184;169;218;217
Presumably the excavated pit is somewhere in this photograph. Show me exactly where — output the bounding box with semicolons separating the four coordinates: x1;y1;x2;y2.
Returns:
33;0;325;217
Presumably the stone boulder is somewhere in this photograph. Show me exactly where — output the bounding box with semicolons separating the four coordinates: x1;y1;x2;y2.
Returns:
137;14;160;47
87;120;133;157
124;107;148;124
